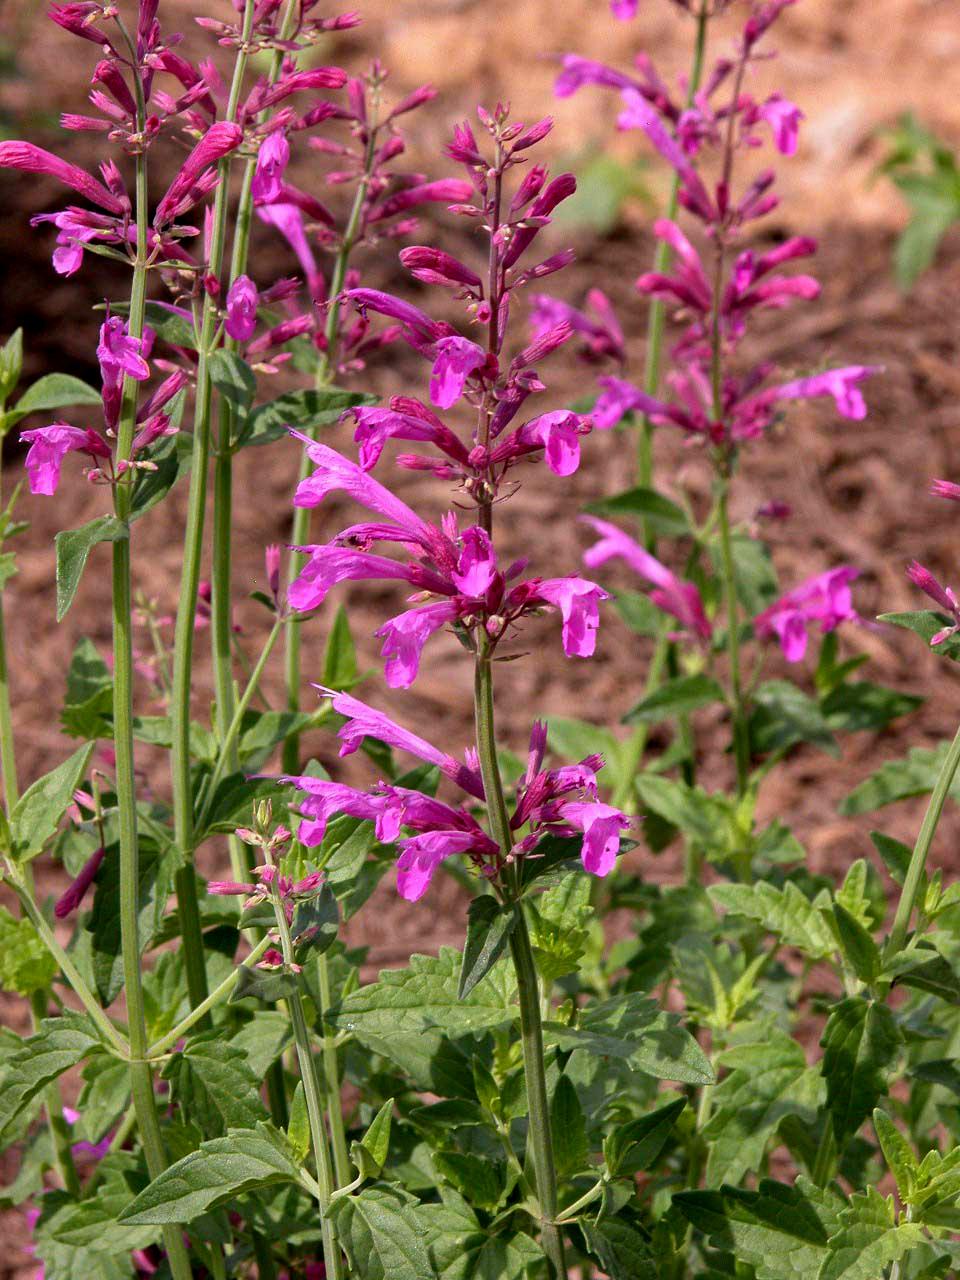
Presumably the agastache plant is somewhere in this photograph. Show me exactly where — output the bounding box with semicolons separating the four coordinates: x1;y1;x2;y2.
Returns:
5;3;960;1279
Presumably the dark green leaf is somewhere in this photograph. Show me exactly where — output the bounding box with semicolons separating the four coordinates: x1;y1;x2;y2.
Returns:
239;387;377;448
117;1124;300;1224
625;674;725;724
328;1185;435;1280
603;1097;686;1177
821;998;900;1143
208;349;255;416
750;680;838;757
870;831;914;887
292;882;339;959
322;603;359;689
842;743;960;816
831;902;881;985
550;1074;589;1179
60;637;113;738
0;1013;102;1142
580;1217;658;1280
710;881;835;960
88;839;175;1003
895;953;960;1003
0;328;23;404
9;743;94;861
458;898;517;999
55;516;128;621
821;681;922;733
585;485;688;535
9;372;101;424
0;905;58;996
129;428;191;521
819;1186;925;1280
162;1030;269;1136
230;964;299;1005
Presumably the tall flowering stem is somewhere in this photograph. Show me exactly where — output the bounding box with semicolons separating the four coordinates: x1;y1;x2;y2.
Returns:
108;14;194;1280
168;0;257;1012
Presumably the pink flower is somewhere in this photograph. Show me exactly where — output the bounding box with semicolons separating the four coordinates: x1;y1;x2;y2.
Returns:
351;403;470;473
375;599;461;687
611;0;639;16
0;141;127;214
396;830;496;902
54;846;105;918
931;479;960;503
770;365;879;421
582;516;713;643
616;91;714;222
532;578;609;657
528;290;625;364
558;802;632;875
592;377;668;431
225;274;258;341
252;131;290;204
758;94;804;155
400;245;482;289
495;411;592;477
429;335;488;409
154;121;243;225
906;560;960;646
20;423;110;495
754;566;860;661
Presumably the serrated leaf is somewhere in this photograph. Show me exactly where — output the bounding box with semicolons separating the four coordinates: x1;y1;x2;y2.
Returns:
842;743;960;816
873;1109;917;1201
118;1124;300;1224
0;1013;102;1142
580;1217;658;1280
329;948;516;1040
635;773;720;846
239;387;377;448
550;1074;589;1180
821;998;900;1144
323;603;359;689
625;673;726;724
9;372;101;423
329;1185;435;1280
544;992;714;1084
229;1010;291;1079
895;953;960;1003
459;898;517;998
821;681;922;733
831;902;880;984
819;1186;926;1280
162;1030;269;1137
417;1191;542;1279
208;349;255;416
9;742;94;861
0;905;58;995
704;1035;823;1185
584;485;689;535
55;516;128;621
710;881;836;961
675;1177;842;1280
34;1153;157;1257
357;1099;394;1176
879;610;960;659
870;831;914;887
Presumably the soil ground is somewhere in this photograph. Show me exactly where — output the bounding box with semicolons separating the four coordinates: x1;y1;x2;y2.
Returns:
2;0;960;1273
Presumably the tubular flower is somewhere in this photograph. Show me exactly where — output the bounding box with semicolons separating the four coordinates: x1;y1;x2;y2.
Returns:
582;516;713;643
754;567;860;661
285;701;631;901
289;439;609;685
906;561;960;646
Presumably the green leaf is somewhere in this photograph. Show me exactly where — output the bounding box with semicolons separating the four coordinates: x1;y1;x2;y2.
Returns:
55;516;128;621
841;742;960;815
458;898;517;999
625;674;726;724
60;637;113;738
821;681;922;733
585;485;688;536
328;1186;435;1280
208;349;256;417
703;1035;823;1185
34;1153;157;1259
239;387;377;448
162;1030;269;1137
353;1099;394;1178
117;1124;300;1224
821;998;900;1144
0;905;58;995
329;948;516;1040
873;1109;917;1201
603;1097;686;1178
613;590;663;637
292;881;339;959
894;953;960;1003
287;1082;310;1161
550;1074;589;1180
9;742;94;861
88;838;174;1004
111;300;196;350
0;328;23;404
831;902;880;984
750;680;838;757
323;603;360;689
711;534;779;614
129;427;190;522
674;1178;841;1280
819;1186;926;1280
869;831;914;887
433;1151;503;1212
417;1190;543;1279
229;1010;291;1079
544;992;714;1084
230;964;300;1005
710;881;836;960
0;1013;102;1142
580;1217;658;1280
634;774;720;846
7;372;101;425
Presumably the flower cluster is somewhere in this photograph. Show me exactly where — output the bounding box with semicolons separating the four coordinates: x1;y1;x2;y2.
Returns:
286;692;631;900
550;0;878;448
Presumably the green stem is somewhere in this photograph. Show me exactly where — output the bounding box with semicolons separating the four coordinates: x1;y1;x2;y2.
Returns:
318;951;351;1185
717;480;749;795
473;643;566;1277
272;886;344;1280
811;1123;836;1188
611;623;671;812
885;722;960;961
147;935;272;1057
196;616;282;832
555;1178;604;1224
168;0;256;1013
635;1;710;501
282;123;379;774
